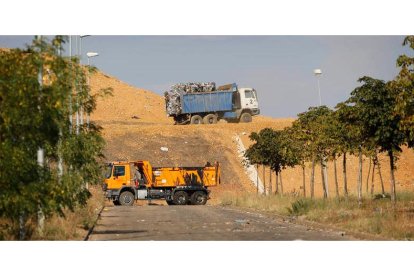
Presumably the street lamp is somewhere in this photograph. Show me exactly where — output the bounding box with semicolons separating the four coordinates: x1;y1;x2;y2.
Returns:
87;52;99;65
313;68;329;197
79;35;91;64
86;52;99;128
313;69;322;106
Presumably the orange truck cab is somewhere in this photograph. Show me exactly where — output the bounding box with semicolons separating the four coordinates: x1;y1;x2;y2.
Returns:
103;160;220;206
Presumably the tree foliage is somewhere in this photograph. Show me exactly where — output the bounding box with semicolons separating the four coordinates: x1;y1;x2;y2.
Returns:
0;36;111;238
294;106;335;164
245;128;299;174
390;35;414;147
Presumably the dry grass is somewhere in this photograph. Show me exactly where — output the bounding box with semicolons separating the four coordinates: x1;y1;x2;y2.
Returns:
0;185;105;240
217;191;414;240
35;185;105;240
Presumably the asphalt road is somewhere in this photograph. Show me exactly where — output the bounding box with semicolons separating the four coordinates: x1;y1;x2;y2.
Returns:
87;203;355;241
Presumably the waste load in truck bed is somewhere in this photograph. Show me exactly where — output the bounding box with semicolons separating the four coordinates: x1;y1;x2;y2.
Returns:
164;82;216;116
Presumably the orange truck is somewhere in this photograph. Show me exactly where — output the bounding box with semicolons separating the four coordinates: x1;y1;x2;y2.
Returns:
103;160;220;206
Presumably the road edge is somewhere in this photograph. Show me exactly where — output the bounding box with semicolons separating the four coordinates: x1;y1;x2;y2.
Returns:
83;206;105;241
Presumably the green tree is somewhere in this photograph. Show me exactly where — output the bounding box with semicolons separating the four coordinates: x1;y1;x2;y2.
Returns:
245;128;300;196
335;103;362;198
0;36;111;239
391;36;414;146
245;128;278;195
294;106;333;198
245;131;266;194
343;76;405;203
285;125;309;197
322;110;347;198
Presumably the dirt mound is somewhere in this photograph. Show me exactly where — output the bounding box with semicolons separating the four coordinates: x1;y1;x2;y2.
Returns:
90;71;414;198
90;71;171;125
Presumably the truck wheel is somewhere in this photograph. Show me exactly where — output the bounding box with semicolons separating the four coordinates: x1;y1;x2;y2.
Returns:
190;115;203;124
190;191;207;205
173;191;189;205
203;114;217;124
240;113;252;123
119;191;134;206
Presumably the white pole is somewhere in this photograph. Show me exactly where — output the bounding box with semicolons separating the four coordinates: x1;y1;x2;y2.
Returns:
69;36;73;134
75;36;79;135
37;35;45;236
79;36;84;127
57;42;63;180
314;69;322;106
86;51;98;130
317;77;322;106
37;36;44;169
87;57;90;129
315;70;328;196
79;36;82;65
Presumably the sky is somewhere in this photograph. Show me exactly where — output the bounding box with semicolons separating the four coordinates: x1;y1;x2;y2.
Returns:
0;35;410;118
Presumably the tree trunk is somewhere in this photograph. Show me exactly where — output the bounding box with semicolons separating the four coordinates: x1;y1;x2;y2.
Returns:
343;152;348;197
279;171;284;195
370;162;376;196
19;212;26;240
58;129;63;183
302;164;306;198
323;157;329;197
357;148;363;204
262;165;266;196
366;157;372;194
37;206;45;237
321;160;327;198
334;157;339;198
389;151;397;203
269;169;272;195
275;170;279;194
310;159;315;199
375;154;385;195
256;164;259;195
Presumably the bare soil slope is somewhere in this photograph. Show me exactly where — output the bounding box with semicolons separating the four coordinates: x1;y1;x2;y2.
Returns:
90;71;414;199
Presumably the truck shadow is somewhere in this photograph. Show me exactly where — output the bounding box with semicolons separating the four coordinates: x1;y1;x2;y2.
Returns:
146;202;164;206
92;229;148;235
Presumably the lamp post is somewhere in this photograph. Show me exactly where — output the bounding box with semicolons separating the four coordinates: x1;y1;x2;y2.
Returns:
79;35;90;128
313;68;329;197
69;36;73;134
313;69;322;106
86;52;99;128
79;35;90;63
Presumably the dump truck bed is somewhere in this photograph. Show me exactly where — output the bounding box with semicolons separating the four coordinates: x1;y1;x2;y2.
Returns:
152;166;219;188
181;91;234;114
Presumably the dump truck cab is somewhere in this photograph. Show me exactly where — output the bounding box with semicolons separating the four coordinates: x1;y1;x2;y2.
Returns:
238;88;259;115
103;161;220;206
